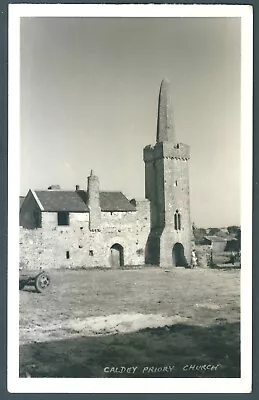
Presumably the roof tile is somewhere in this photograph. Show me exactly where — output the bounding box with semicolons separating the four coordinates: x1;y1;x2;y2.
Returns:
34;190;136;212
35;191;88;212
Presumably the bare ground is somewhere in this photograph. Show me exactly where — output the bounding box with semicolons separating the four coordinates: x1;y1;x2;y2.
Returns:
19;267;240;378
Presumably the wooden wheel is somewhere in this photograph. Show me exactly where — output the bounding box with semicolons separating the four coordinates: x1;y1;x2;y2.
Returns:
35;272;50;293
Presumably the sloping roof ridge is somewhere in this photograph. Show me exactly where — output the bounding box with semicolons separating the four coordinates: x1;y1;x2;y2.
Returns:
35;189;80;192
204;235;228;241
34;189;127;193
100;190;124;193
31;190;44;211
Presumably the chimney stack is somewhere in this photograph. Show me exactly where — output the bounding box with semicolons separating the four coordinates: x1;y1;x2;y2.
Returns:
87;170;101;231
48;184;61;190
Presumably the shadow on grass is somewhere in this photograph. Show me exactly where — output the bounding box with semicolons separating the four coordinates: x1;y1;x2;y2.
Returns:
20;322;240;378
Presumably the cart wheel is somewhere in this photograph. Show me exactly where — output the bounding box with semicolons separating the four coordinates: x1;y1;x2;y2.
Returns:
35;272;50;293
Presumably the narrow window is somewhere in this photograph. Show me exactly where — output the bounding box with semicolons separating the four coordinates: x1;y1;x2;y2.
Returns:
66;251;70;259
58;211;69;226
175;180;178;187
174;210;182;230
177;213;181;230
174;213;178;230
89;250;94;256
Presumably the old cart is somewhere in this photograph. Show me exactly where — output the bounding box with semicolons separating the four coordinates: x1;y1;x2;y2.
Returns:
19;269;51;293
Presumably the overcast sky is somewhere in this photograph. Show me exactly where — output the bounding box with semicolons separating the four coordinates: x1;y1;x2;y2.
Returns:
20;17;241;228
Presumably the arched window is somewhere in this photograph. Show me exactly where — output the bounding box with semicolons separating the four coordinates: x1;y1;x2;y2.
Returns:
174;210;182;230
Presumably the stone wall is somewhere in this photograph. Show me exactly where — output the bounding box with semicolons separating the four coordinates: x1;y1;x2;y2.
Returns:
163;156;192;265
144;140;192;267
19;200;151;269
195;245;211;268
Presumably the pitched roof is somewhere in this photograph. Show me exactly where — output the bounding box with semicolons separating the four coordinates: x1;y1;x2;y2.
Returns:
33;190;136;212
19;196;25;208
100;192;136;212
35;191;89;212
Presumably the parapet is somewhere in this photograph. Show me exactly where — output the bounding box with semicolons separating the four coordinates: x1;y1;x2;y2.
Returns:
162;142;190;160
143;145;155;162
143;142;190;162
133;198;150;215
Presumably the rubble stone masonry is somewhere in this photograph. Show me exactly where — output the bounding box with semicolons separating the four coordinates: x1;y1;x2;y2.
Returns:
19;200;150;269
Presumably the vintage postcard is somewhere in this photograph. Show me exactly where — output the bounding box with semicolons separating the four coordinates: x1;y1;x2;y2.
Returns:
8;3;252;394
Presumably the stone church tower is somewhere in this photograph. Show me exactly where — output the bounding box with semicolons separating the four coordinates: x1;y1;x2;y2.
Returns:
144;79;192;267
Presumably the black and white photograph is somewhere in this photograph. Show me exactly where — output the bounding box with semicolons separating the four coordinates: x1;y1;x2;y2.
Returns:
8;3;252;394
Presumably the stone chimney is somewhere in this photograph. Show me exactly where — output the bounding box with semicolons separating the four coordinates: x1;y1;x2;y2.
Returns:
48;184;61;190
87;170;101;231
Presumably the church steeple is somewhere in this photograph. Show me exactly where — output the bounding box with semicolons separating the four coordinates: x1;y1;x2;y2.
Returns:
156;79;176;143
144;79;192;267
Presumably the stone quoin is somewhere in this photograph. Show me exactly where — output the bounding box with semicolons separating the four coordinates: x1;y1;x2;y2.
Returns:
20;79;192;268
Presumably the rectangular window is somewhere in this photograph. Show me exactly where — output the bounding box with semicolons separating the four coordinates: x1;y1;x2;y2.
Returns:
58;211;69;226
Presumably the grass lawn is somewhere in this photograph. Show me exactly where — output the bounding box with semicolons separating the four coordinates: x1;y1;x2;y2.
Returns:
19;267;240;378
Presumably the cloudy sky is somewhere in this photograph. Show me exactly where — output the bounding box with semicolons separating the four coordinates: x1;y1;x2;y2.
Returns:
20;17;241;227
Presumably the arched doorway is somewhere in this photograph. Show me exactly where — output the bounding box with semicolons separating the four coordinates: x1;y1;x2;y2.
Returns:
110;243;124;268
172;243;187;267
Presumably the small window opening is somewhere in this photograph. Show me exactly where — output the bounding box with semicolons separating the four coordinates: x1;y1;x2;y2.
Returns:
89;250;94;256
58;211;69;226
174;210;182;230
176;143;180;149
178;213;181;230
174;213;177;230
79;245;83;249
80;226;84;230
66;251;70;259
175;180;178;186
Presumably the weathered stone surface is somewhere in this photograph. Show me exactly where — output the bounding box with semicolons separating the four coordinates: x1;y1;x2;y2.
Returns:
20;79;192;269
20;200;150;269
144;79;192;267
156;79;176;143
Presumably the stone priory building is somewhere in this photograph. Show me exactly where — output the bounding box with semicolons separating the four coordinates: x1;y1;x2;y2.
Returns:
20;79;193;269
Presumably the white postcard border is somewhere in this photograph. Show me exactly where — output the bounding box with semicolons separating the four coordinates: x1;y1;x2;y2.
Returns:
8;3;253;394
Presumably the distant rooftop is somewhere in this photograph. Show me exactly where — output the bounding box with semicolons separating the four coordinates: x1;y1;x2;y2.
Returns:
204;235;237;243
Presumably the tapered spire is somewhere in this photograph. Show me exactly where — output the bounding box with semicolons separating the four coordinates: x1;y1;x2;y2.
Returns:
156;79;176;143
